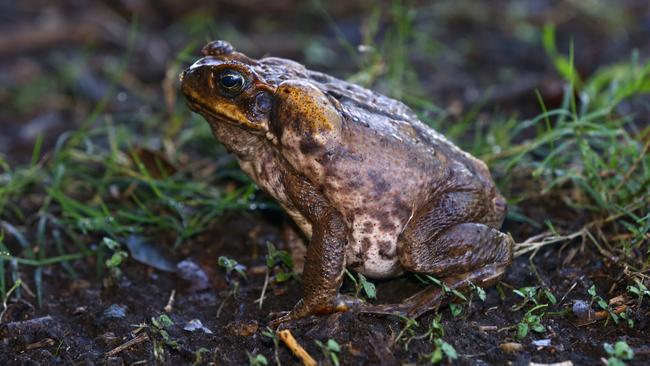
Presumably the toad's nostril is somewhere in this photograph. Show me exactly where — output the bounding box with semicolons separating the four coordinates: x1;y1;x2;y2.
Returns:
179;70;198;97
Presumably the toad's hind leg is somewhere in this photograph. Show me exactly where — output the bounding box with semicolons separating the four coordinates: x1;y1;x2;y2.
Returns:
362;192;513;318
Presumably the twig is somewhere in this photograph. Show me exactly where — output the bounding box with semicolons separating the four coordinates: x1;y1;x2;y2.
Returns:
513;179;648;261
164;290;175;313
277;329;317;366
105;333;149;357
25;338;56;351
257;269;270;309
514;229;585;258
216;291;232;318
558;282;578;305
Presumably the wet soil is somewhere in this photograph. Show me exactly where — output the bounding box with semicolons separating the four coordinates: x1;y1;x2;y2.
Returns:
1;215;649;365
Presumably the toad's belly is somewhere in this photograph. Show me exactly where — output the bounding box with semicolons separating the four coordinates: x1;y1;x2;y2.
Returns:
345;213;405;279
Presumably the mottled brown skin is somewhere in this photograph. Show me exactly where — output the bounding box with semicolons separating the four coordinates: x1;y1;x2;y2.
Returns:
180;40;514;325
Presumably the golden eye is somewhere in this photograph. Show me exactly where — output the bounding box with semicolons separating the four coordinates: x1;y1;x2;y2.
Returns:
218;71;245;93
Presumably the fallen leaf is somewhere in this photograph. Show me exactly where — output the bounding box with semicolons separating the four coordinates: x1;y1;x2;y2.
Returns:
124;235;176;272
225;320;258;337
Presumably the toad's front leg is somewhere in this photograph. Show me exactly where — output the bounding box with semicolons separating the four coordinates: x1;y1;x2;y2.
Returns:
269;173;360;327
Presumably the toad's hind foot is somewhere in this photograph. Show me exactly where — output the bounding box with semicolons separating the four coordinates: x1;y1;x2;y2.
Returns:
359;263;509;319
377;218;513;319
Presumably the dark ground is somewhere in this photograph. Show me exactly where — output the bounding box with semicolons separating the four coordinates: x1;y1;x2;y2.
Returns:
1;0;649;365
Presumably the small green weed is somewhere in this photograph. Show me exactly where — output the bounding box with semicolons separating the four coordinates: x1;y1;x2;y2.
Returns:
150;314;178;348
218;255;246;290
247;352;269;366
192;347;210;366
415;274;468;303
588;285;621;325
99;237;128;285
345;270;377;300
512;286;557;311
265;242;297;283
217;255;247;317
469;282;487;302
258;242;298;309
414;274;468;317
394;314;419;344
505;286;557;339
627;279;650;305
604;341;634;366
315;338;341;366
516;304;548;339
261;327;281;366
427;338;458;365
401;312;458;364
148;314;178;363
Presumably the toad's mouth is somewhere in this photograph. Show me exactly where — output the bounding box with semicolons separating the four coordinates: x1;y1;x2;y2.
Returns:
184;96;243;128
183;92;266;134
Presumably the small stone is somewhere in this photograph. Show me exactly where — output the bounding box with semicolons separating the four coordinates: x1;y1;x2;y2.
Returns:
532;339;552;347
572;300;591;318
103;304;127;319
176;260;211;292
183;319;213;334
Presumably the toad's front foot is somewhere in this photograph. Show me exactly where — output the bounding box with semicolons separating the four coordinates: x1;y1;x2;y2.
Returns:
269;294;364;328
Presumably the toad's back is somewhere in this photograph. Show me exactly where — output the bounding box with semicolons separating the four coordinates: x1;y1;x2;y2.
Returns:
254;57;496;187
250;57;501;278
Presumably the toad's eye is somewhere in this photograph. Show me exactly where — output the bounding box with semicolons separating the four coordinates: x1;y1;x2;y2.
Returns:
218;71;245;93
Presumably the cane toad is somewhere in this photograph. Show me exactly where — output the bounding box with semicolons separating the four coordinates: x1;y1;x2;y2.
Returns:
180;40;513;325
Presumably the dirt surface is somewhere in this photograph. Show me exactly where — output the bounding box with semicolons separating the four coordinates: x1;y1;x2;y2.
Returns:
1;1;649;365
1;215;649;365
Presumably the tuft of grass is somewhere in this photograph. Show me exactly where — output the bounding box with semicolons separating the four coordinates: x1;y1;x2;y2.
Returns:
0;115;258;303
417;25;650;274
0;24;262;306
499;32;649;271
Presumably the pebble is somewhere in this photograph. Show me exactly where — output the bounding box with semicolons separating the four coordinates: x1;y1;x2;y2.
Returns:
183;319;213;334
572;300;591;318
103;304;127;319
176;260;211;292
